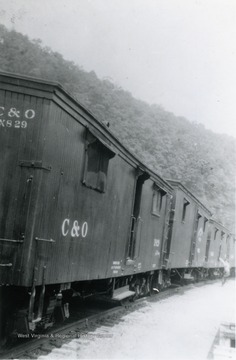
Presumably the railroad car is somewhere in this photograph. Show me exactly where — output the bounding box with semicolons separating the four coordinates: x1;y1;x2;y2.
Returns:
228;235;236;275
0;72;172;339
165;180;212;282
205;220;234;277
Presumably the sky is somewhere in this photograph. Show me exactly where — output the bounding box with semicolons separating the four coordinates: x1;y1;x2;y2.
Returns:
0;0;235;137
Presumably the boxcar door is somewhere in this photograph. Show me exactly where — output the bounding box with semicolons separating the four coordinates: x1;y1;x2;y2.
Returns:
189;211;202;266
127;168;149;260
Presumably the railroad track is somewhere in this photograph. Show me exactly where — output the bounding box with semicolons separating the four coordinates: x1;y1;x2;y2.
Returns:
0;280;218;359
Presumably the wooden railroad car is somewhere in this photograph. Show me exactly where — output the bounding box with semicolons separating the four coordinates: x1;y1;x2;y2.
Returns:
0;72;172;336
228;235;235;275
165;180;212;281
205;220;234;277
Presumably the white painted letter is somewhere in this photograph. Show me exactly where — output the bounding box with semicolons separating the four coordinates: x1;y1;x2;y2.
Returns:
25;109;35;119
81;222;88;238
62;219;70;236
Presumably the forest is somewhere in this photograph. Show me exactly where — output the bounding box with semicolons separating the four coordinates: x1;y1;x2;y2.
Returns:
0;24;235;231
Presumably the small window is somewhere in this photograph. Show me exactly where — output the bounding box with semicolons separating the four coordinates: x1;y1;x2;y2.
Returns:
152;186;166;216
214;228;219;240
83;130;115;193
226;235;230;259
203;217;208;232
182;198;190;222
218;243;222;260
205;230;211;261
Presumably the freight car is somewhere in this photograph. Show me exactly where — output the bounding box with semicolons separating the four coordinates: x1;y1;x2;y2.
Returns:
0;72;172;340
0;72;234;342
205;220;235;278
164;181;235;283
165;180;212;283
228;234;236;275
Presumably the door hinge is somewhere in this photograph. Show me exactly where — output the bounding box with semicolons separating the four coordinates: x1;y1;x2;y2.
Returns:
19;160;51;171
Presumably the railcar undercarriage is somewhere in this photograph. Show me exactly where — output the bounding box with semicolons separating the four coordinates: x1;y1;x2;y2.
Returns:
0;266;234;345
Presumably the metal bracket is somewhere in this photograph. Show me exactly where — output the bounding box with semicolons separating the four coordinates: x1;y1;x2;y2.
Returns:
0;238;23;243
0;263;12;267
35;237;55;243
19;160;51;172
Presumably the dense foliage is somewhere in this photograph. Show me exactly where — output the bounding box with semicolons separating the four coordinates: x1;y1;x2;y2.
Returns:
0;25;235;230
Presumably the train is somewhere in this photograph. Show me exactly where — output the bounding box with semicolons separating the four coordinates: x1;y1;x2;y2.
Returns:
0;72;235;342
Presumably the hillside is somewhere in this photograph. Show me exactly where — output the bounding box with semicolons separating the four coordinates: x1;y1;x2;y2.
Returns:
0;25;235;230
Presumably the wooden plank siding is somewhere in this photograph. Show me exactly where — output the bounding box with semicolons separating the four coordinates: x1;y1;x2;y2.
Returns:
0;72;172;288
0;86;50;285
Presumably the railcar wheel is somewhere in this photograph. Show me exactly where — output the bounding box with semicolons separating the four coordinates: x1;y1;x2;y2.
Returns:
150;274;160;295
